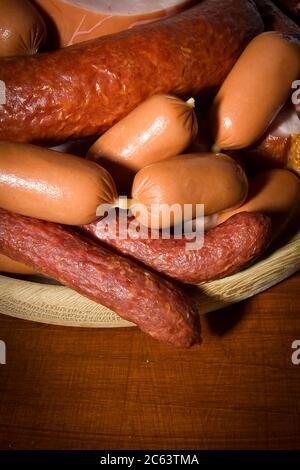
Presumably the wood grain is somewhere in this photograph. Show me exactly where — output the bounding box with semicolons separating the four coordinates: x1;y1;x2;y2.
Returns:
0;273;300;450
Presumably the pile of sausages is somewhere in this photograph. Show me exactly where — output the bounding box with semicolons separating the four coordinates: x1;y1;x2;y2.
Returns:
0;0;300;347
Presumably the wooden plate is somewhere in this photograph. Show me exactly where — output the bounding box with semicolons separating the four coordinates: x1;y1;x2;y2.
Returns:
0;229;299;328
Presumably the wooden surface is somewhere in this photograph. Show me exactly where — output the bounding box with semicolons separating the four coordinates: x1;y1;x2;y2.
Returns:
0;272;300;449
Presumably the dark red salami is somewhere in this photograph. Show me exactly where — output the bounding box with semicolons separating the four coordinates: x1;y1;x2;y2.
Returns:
0;0;263;144
0;208;200;348
82;212;272;284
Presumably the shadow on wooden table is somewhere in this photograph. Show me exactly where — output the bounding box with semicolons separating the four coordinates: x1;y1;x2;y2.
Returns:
205;299;249;336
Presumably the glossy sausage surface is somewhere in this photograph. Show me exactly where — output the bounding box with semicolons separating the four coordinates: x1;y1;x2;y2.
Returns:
131;153;248;229
217;169;300;239
0;0;263;144
87;94;198;194
0;142;118;225
211;32;300;150
0;0;46;57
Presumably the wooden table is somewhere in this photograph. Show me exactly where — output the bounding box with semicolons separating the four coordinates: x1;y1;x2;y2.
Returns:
0;273;300;450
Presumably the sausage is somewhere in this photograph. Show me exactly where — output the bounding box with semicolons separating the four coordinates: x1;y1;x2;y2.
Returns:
0;0;263;144
216;169;300;240
0;253;36;275
210;32;300;150
87;94;198;194
243;101;300;176
0;208;200;348
82;211;272;284
131;153;248;229
0;141;118;225
0;0;46;57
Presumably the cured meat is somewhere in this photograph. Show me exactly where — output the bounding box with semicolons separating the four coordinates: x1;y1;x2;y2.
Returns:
0;208;200;348
0;0;263;144
82;211;272;284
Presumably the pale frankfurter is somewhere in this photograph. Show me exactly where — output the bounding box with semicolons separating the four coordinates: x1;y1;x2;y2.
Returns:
0;0;46;57
0;253;35;275
87;94;198;193
216;169;300;240
0;142;118;225
211;32;300;150
131;153;248;229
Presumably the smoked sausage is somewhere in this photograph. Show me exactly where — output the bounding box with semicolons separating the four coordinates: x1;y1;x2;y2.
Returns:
0;208;200;348
82;211;272;284
0;0;263;144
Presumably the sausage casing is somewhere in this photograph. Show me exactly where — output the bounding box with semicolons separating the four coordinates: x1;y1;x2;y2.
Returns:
0;141;118;225
82;211;272;284
131;153;248;229
0;0;263;144
0;208;200;348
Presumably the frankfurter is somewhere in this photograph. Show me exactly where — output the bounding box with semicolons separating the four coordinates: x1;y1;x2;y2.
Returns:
0;142;118;225
131;153;248;229
216;169;300;239
87;94;198;194
0;208;200;348
0;0;46;57
82;212;272;284
211;32;300;150
0;254;35;275
0;0;263;144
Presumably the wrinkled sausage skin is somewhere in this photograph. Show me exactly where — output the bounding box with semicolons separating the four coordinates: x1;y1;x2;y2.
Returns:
82;212;272;284
0;208;200;348
0;0;263;144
